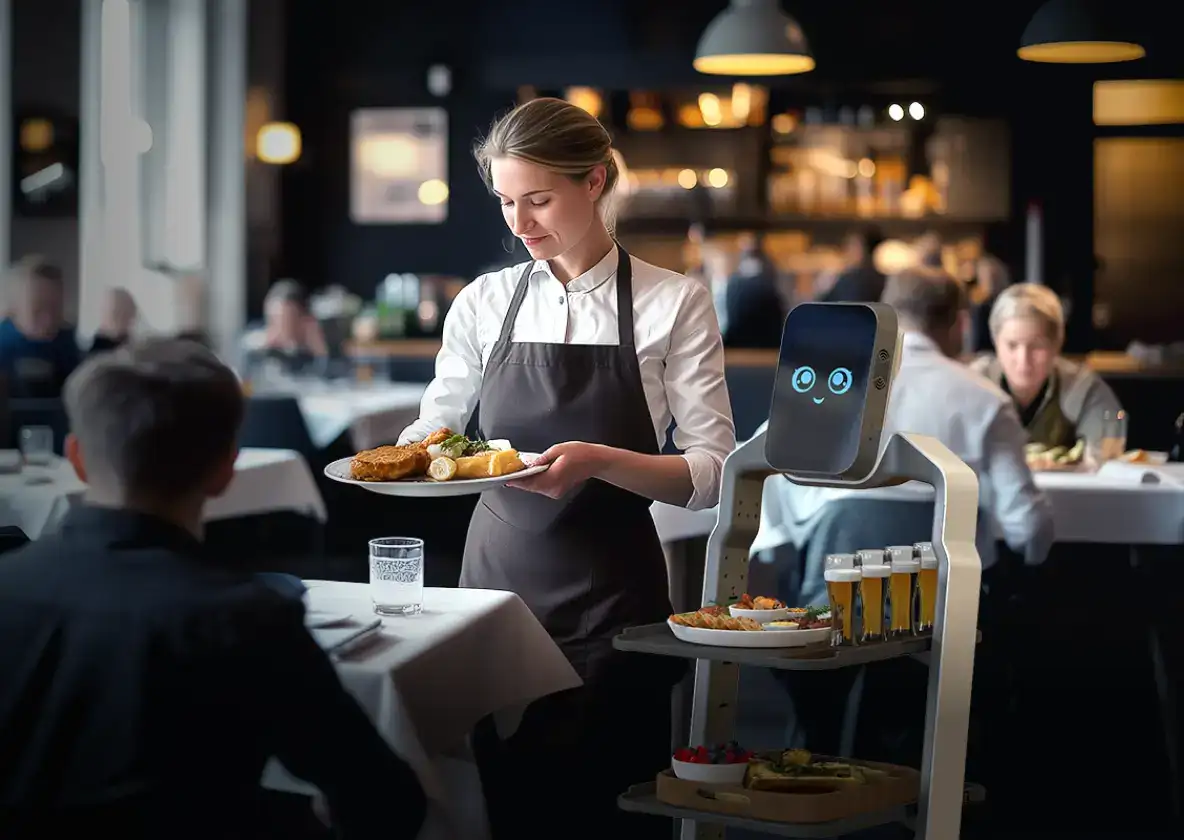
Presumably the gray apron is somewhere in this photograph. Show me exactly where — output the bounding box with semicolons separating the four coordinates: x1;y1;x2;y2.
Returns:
464;245;680;835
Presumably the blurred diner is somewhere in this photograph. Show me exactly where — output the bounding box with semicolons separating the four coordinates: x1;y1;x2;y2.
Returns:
971;283;1122;449
0;257;79;399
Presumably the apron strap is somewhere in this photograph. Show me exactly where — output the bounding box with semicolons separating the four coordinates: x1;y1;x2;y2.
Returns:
494;244;635;349
613;243;635;348
494;260;538;347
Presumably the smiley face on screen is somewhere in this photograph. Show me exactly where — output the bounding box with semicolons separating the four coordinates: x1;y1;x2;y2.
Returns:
790;365;854;404
767;303;877;475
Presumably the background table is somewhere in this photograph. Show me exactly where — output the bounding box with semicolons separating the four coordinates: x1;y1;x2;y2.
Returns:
266;583;580;840
651;466;1184;550
0;448;327;540
296;382;426;449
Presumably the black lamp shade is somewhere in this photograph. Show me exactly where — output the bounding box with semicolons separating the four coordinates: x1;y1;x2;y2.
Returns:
694;0;814;76
1019;0;1146;63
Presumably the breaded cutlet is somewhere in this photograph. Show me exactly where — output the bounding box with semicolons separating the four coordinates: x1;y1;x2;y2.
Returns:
348;428;454;481
350;446;432;481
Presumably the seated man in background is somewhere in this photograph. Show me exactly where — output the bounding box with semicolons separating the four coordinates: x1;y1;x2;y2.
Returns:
0;257;80;398
0;339;425;839
819;226;886;304
881;267;1055;566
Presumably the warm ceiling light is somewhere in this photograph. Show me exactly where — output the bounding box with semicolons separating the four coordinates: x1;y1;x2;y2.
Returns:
1018;0;1146;64
694;0;814;77
257;122;301;164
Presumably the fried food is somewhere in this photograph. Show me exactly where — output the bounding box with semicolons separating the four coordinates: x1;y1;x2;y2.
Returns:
454;449;526;479
415;428;454;450
670;610;762;631
735;593;785;610
350;445;432;481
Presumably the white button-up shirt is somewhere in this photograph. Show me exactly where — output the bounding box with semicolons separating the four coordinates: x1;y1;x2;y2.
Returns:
756;331;1054;565
398;249;736;510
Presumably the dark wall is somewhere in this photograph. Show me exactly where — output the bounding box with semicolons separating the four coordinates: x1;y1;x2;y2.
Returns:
279;0;517;303
280;0;1178;349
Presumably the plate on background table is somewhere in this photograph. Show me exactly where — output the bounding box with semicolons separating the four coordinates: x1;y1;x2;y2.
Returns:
324;454;549;498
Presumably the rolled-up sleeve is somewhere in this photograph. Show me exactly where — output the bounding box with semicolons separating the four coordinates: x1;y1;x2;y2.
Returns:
665;281;736;510
398;281;484;445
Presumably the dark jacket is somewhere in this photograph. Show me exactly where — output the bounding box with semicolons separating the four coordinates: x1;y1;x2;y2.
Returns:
0;506;425;839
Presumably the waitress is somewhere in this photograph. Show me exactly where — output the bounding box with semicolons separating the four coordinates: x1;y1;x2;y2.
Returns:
398;97;735;832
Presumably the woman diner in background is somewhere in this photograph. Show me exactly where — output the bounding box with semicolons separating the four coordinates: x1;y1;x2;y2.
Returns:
971;283;1121;448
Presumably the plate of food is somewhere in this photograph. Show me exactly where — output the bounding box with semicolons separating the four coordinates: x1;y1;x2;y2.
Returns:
324;428;548;497
728;593;789;622
1025;439;1085;472
668;605;831;648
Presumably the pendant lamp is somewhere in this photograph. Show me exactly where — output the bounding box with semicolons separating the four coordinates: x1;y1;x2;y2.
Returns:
1018;0;1145;64
694;0;814;76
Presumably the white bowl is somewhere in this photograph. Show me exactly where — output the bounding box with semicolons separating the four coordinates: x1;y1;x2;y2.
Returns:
728;605;791;623
671;757;749;785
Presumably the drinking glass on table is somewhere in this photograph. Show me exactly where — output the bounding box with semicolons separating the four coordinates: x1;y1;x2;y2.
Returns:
369;537;424;616
19;426;54;467
1088;410;1128;466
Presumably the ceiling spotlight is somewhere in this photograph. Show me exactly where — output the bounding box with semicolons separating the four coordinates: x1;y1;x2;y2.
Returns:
908;102;925;120
887;103;904;121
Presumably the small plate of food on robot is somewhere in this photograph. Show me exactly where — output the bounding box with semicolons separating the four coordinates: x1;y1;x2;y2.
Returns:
668;603;831;648
727;593;832;624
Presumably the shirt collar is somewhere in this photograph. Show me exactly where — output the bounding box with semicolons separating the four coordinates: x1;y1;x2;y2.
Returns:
61;504;205;557
902;331;939;353
531;246;619;294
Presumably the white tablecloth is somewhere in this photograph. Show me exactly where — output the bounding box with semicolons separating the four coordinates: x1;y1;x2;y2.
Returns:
651;467;1184;549
266;583;580;840
296;382;426;449
0;448;326;540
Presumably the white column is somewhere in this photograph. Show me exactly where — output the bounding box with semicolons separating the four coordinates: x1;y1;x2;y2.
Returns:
160;0;205;271
77;0;105;337
0;0;11;272
206;0;248;361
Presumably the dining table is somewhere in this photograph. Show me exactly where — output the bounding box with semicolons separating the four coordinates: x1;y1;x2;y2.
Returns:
265;582;581;840
0;448;327;540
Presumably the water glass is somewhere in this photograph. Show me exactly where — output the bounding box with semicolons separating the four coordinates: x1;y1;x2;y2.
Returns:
369;537;424;616
19;426;54;467
1088;410;1128;465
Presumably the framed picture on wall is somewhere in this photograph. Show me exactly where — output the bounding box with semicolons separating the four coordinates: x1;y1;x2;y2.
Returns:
350;107;449;224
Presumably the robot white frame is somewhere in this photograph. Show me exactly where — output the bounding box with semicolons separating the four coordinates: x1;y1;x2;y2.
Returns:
685;428;982;840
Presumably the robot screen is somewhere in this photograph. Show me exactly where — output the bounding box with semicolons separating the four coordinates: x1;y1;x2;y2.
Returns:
765;303;886;476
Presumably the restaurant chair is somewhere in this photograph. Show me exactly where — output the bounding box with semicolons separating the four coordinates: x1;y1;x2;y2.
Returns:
238;395;317;464
725;365;777;441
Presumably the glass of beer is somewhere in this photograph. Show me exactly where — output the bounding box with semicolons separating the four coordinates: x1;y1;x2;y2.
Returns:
886;546;919;637
856;549;890;643
914;542;938;632
824;554;862;647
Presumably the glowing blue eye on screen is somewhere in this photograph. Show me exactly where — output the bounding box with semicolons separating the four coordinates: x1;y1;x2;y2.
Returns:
828;367;853;395
791;366;816;393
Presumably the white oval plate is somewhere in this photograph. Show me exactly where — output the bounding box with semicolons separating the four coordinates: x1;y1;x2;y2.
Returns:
667;619;831;648
324;453;548;498
729;605;791;623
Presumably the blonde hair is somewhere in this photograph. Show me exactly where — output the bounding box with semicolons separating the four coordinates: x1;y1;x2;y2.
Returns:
988;283;1064;347
474;97;621;232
